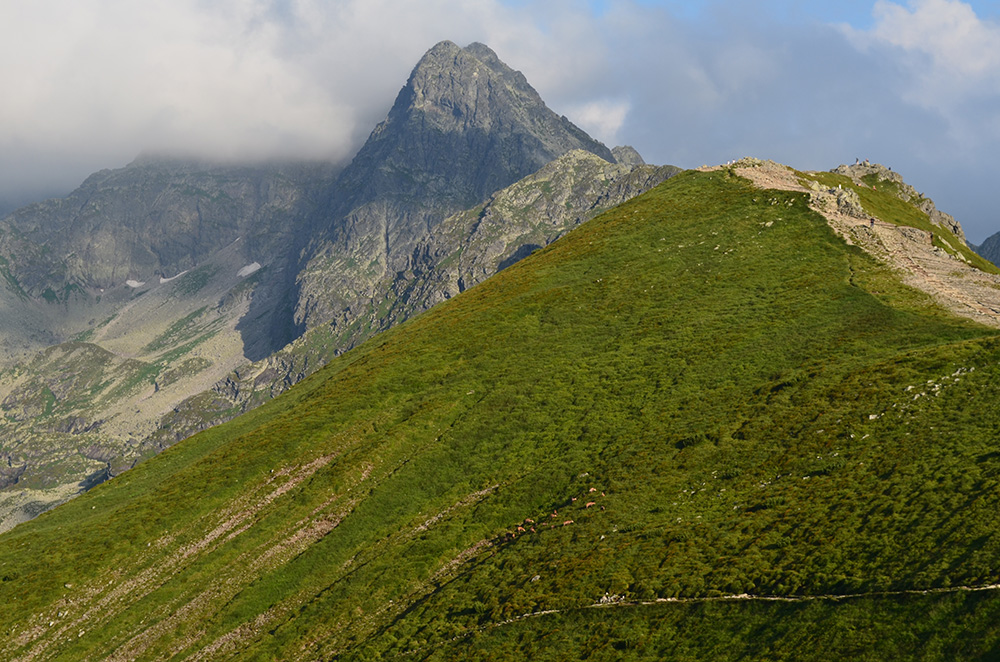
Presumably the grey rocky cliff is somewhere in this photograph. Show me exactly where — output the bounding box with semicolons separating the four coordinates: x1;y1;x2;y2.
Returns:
0;158;339;369
294;41;617;333
612;145;646;167
973;231;1000;267
831;162;966;244
0;158;333;294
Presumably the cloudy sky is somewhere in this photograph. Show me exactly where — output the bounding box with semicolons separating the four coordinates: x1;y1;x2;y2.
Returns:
2;0;999;241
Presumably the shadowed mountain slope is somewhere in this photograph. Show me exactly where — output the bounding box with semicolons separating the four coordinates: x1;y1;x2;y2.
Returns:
0;159;333;363
0;158;331;294
3;169;1000;659
974;230;1000;267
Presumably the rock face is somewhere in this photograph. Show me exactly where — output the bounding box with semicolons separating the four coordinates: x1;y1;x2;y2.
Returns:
831;163;966;244
0;159;335;361
612;145;646;167
974;232;1000;267
330;41;614;213
0;159;332;294
294;41;618;332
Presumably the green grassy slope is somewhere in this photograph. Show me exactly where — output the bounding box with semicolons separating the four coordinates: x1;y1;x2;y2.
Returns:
2;169;1000;660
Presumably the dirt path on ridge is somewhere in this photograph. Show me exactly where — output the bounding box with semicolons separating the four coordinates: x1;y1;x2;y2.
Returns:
701;161;1000;329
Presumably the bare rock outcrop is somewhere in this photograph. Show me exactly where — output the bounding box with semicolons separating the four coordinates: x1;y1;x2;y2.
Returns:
832;162;966;244
612;145;646;167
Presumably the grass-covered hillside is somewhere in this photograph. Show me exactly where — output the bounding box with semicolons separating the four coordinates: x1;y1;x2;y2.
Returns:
3;169;1000;660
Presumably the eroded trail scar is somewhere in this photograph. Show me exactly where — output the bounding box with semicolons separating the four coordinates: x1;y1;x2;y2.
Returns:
400;582;1000;658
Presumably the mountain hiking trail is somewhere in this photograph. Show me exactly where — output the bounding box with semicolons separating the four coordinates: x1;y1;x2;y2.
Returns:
394;580;1000;658
701;160;1000;329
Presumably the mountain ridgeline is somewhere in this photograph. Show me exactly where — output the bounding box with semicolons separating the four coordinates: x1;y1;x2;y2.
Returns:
973;231;1000;267
0;41;675;530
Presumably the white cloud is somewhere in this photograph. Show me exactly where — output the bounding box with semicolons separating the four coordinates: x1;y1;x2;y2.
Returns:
869;0;1000;78
829;0;1000;232
0;0;549;196
3;0;1000;241
563;99;631;146
844;1;1000;118
0;1;344;186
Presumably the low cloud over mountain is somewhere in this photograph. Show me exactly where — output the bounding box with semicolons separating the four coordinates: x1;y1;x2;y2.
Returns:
2;1;1000;239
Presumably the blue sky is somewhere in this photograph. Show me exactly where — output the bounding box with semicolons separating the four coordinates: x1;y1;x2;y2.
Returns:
2;0;1000;241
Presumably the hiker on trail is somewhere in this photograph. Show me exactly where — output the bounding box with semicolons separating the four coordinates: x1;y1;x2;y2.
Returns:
870;218;875;229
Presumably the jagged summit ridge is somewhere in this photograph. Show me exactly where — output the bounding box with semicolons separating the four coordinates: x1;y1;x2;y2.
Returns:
296;40;620;330
407;40;537;119
333;40;614;213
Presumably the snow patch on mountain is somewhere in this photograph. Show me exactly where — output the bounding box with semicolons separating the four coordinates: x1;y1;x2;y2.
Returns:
237;262;261;278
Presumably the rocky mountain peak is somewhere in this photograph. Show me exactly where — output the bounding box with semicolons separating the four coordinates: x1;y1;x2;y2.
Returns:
403;40;541;127
297;41;622;337
334;41;615;214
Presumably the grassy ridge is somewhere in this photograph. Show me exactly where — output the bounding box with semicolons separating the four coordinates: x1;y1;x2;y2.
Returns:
1;170;999;660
